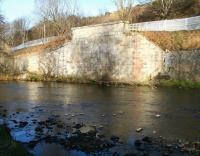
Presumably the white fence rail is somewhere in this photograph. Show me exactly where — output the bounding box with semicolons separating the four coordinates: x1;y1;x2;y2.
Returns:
130;16;200;31
12;36;59;51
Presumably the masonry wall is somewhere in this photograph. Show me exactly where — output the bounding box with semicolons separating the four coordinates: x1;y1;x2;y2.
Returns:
163;50;200;81
13;22;164;83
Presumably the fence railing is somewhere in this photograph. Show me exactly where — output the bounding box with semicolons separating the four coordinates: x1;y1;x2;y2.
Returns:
129;16;200;31
12;36;59;51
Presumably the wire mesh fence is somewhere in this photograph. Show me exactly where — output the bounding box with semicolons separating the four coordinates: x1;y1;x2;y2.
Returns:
130;16;200;31
12;36;59;51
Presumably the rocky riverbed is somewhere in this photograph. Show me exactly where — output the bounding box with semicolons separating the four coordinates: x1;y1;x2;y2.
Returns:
0;82;200;156
0;106;200;156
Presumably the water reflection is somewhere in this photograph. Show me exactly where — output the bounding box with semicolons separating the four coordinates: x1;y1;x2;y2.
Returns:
0;82;200;143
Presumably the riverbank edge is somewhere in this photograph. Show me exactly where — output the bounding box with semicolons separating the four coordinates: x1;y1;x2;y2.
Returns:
0;125;31;156
1;73;200;89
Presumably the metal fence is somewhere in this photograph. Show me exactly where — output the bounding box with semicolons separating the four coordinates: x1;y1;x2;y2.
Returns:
12;36;59;51
130;16;200;31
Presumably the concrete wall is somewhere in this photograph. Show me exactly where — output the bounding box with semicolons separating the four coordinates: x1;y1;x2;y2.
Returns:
67;32;163;83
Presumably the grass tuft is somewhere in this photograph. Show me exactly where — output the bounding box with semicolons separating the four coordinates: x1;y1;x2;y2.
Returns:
157;79;200;89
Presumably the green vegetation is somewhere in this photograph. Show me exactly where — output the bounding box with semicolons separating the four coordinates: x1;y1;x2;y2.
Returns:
157;79;200;89
3;72;200;89
27;73;43;81
18;73;130;86
55;76;91;84
0;126;31;156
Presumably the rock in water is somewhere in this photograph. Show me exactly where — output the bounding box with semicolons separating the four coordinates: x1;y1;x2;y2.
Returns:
136;128;143;133
110;135;120;142
134;140;142;147
155;114;161;118
73;123;83;129
142;136;152;143
19;121;28;128
80;126;96;134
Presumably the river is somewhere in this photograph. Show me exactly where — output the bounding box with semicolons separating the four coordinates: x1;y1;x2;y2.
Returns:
0;82;200;156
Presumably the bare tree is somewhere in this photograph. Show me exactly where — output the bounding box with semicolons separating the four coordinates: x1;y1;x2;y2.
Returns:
35;0;79;37
113;0;135;22
0;0;3;23
0;0;4;36
151;0;175;18
16;18;30;44
0;14;3;25
7;18;30;46
0;0;6;49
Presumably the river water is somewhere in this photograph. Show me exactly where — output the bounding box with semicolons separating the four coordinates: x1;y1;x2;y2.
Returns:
0;82;200;155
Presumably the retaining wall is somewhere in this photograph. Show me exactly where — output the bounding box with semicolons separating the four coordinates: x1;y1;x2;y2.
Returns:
13;21;200;83
163;50;200;81
13;22;163;83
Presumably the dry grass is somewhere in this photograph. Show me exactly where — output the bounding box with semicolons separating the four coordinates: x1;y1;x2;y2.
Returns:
142;30;200;51
13;37;66;56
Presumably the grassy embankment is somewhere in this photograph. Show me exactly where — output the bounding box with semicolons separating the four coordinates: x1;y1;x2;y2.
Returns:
0;125;31;156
